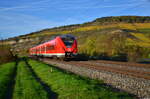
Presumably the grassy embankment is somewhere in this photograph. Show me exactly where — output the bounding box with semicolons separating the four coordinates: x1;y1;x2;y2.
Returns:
0;62;16;98
12;60;49;99
0;57;135;99
28;59;134;99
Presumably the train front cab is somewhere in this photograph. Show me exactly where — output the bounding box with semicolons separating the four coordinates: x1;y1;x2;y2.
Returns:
58;35;77;58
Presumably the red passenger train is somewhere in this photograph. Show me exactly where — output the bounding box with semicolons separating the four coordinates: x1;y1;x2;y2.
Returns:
29;34;77;58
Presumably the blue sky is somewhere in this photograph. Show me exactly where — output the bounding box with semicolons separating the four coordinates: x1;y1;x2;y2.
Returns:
0;0;150;39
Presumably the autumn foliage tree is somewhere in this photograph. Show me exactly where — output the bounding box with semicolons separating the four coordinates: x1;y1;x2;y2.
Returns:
0;44;15;65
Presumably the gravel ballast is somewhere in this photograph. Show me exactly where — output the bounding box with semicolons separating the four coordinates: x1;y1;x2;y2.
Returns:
43;60;150;99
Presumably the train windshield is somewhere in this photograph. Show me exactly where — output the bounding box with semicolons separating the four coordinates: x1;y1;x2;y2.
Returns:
61;35;75;48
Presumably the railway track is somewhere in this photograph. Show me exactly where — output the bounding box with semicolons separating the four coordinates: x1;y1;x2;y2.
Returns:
92;60;150;69
69;61;150;80
43;59;150;80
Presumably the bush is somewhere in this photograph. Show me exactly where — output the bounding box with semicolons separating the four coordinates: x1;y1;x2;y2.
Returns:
0;45;15;65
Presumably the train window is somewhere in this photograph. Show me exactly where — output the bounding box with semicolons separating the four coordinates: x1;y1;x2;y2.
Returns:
41;47;45;51
62;37;74;48
37;48;40;52
43;47;45;51
46;45;54;50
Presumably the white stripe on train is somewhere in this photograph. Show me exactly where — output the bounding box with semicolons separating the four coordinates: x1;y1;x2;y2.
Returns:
31;53;65;57
31;53;77;57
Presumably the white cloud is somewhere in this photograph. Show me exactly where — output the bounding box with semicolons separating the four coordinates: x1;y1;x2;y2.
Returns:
0;0;144;12
0;13;59;38
0;13;82;39
0;0;55;12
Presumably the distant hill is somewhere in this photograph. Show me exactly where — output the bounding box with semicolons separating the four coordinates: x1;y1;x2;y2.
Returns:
92;16;150;23
1;16;150;62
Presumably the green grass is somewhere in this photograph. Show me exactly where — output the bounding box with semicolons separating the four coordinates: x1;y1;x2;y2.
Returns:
0;62;16;98
28;59;133;99
12;61;48;99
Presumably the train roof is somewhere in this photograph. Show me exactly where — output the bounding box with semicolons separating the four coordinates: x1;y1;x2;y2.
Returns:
30;34;76;49
60;34;75;39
